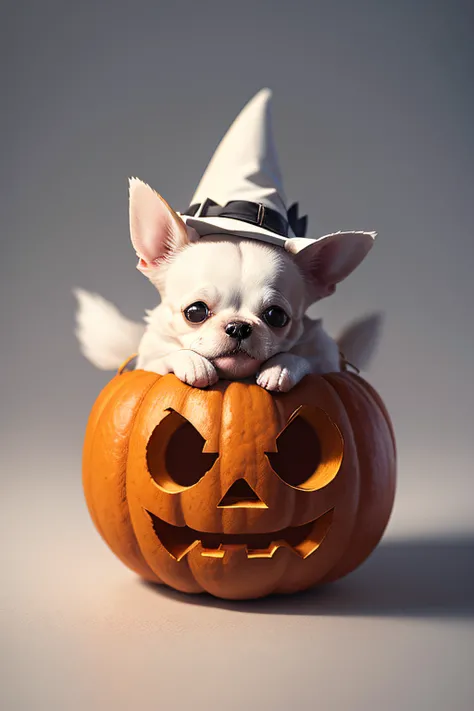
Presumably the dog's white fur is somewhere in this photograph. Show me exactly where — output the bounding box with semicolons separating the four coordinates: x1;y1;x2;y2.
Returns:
74;288;146;370
74;179;381;391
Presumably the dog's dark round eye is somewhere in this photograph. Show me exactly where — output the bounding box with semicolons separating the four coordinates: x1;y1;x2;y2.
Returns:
184;301;210;323
263;306;289;328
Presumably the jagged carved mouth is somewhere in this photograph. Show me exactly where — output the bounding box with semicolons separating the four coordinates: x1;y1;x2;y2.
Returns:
145;508;334;562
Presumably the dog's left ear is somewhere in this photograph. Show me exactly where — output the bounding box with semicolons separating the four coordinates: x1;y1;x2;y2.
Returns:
285;231;376;300
129;177;199;275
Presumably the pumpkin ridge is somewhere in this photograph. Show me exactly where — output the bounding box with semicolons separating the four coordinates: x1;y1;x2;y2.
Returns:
223;382;286;534
320;374;364;578
92;371;162;581
324;375;372;582
130;376;223;593
322;374;363;478
265;376;357;595
177;381;224;534
83;372;138;542
120;373;165;580
329;374;396;468
321;373;396;582
351;373;397;457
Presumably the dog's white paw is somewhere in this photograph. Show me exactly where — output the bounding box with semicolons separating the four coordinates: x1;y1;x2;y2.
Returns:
257;354;310;393
167;350;218;388
256;364;296;393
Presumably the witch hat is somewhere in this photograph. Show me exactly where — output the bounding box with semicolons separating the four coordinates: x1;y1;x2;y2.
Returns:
178;88;308;247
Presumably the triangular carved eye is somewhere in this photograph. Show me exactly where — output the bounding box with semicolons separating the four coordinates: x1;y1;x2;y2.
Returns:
266;406;344;491
147;409;218;492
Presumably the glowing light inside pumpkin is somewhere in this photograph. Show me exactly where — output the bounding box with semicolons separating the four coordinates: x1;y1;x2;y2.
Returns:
146;508;334;561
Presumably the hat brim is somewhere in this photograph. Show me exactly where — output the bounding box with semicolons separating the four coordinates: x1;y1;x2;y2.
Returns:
180;215;302;248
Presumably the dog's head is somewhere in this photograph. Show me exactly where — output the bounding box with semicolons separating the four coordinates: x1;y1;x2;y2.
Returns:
129;178;375;379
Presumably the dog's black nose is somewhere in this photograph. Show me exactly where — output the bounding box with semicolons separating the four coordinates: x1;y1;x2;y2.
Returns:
225;321;253;340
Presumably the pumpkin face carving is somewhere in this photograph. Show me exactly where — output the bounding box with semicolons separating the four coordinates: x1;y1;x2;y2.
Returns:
82;359;396;600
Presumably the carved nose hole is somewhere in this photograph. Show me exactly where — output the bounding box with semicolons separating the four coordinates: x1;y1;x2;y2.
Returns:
217;479;268;509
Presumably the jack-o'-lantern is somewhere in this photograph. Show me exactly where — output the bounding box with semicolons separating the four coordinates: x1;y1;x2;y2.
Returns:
82;356;396;600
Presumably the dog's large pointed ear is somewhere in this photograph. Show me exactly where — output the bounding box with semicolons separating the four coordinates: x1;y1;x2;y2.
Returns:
285;231;376;301
129;177;199;274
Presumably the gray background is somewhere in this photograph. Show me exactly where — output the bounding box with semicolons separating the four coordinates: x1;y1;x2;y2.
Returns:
2;1;474;709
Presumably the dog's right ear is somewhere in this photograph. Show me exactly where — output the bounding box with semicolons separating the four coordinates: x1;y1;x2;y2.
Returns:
285;231;376;302
129;177;199;275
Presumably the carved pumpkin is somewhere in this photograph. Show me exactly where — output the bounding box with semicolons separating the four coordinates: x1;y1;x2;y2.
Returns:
82;356;396;600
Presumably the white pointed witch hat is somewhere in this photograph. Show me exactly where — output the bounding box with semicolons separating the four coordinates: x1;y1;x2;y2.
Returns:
178;88;308;247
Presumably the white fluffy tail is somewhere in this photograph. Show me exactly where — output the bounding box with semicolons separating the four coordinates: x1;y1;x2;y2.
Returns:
73;288;146;370
337;312;384;372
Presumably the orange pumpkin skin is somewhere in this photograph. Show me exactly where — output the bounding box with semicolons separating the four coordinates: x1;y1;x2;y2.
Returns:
82;359;396;600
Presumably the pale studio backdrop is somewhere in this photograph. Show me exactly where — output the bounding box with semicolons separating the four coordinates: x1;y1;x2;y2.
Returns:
2;2;473;710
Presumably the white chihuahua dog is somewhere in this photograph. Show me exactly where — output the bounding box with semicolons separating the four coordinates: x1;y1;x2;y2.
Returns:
75;90;381;390
75;179;380;392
